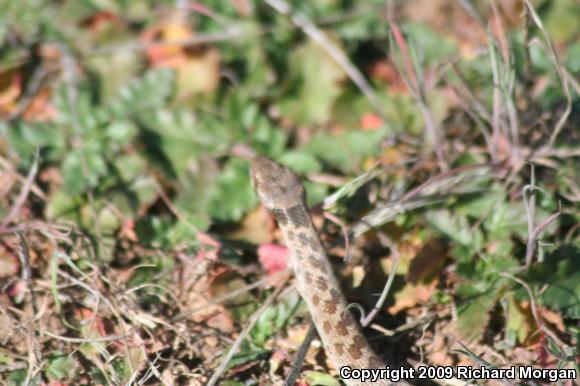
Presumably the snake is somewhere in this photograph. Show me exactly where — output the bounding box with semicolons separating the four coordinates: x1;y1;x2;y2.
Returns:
251;156;411;386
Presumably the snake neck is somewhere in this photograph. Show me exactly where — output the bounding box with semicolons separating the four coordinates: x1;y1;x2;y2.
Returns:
274;204;404;385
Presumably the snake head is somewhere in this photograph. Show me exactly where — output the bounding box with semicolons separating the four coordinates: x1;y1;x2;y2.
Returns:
250;156;306;210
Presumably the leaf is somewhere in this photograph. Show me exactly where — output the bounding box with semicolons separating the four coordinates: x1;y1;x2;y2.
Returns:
425;209;483;252
107;67;174;117
105;120;137;145
2;121;65;165
323;167;383;210
305;128;388;172
257;243;288;275
208;159;257;222
46;355;78;382
0;246;19;278
455;288;496;341
543;0;578;42
276;37;346;125
303;371;340;386
505;293;533;345
390;280;438;314
142;109;230;172
175;48;221;98
523;245;580;319
251;290;301;346
87;50;140;101
455;190;505;218
278;150;322;174
402;23;457;64
61;146;107;195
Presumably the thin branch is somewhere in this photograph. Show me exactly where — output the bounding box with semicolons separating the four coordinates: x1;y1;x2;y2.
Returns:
178;268;290;318
15;233;39;317
206;274;289;386
499;273;567;349
525;203;561;270
361;232;401;327
2;150;40;227
92;26;253;55
389;22;447;170
284;321;317;386
42;330;129;343
522;0;572;148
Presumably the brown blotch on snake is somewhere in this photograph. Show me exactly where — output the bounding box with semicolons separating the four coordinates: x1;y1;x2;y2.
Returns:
250;156;408;386
315;276;328;291
336;319;349;335
312;294;321;306
286;205;310;228
268;208;287;225
350;335;367;360
323;320;332;335
324;299;338;314
298;233;316;248
310;258;326;271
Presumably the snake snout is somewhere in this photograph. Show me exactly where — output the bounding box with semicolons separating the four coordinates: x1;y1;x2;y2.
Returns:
250;156;305;210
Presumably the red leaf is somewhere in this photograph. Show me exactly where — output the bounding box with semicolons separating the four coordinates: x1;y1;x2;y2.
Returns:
258;243;288;275
360;113;384;130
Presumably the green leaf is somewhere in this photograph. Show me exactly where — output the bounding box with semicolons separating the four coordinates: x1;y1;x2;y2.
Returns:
208;159;257;222
107;67;175;117
61;145;108;194
2;121;65;165
251;290;301;346
46;355;78;382
455;190;505;219
543;0;579;42
425;209;483;251
305;128;388;172
506;293;531;345
456;288;496;341
276;38;346;125
105;120;137;146
402;23;457;64
87;50;140;101
303;371;341;386
323;167;383;210
278;150;322;174
45;189;82;221
523;245;580;318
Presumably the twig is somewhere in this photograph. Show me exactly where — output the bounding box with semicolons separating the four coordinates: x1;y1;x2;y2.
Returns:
0;156;46;201
15;233;39;317
524;203;561;270
361;232;400;327
42;330;129;343
499;273;567;349
284;321;317;386
264;0;387;120
93;26;253;55
178;268;290;318
389;22;447;170
207;274;290;386
453;341;515;386
456;0;486;31
7;64;52;122
321;211;351;262
2;150;40;227
523;165;538;265
522;0;572;148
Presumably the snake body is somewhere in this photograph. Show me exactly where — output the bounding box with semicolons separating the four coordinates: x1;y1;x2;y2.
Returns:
251;157;409;386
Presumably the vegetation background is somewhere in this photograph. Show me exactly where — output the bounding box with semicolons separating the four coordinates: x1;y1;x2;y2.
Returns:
0;0;578;385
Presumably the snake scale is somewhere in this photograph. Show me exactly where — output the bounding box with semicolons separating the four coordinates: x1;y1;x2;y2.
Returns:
251;157;410;386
